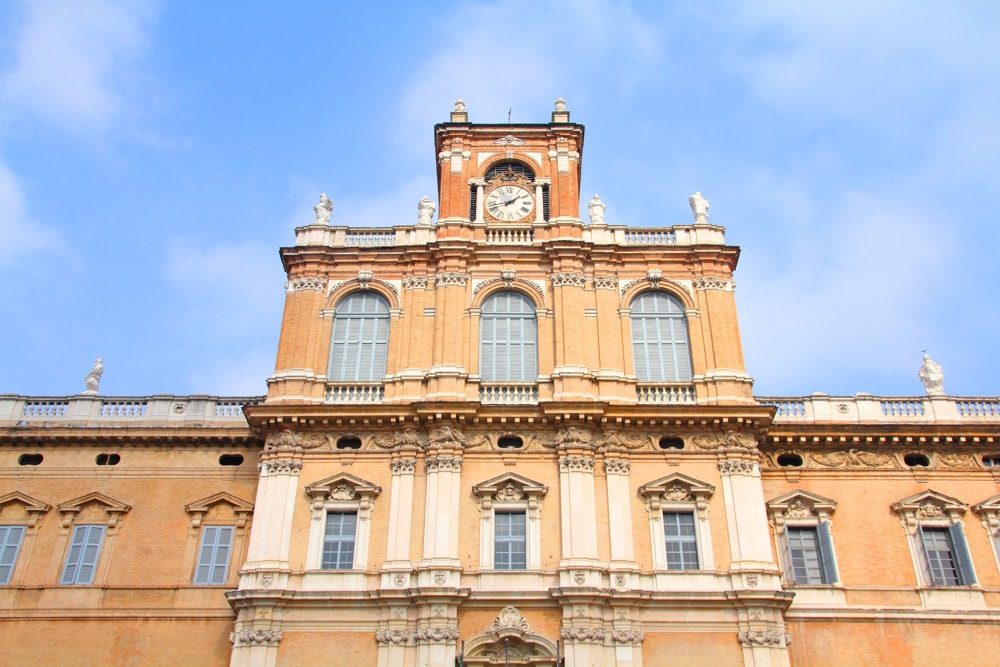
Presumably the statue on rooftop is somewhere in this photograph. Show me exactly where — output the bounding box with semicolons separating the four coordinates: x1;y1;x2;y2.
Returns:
84;357;103;395
588;194;606;225
453;99;466;113
689;191;710;223
313;193;333;225
417;196;436;226
554;98;567;112
918;353;945;396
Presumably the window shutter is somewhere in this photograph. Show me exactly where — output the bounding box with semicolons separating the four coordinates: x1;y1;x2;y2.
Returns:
62;525;104;585
195;526;234;585
816;521;838;584
0;526;25;585
948;522;976;585
329;293;391;382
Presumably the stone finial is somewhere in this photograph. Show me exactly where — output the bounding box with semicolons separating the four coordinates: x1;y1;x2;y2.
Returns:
313;193;333;225
588;194;606;225
689;191;709;223
83;357;103;395
552;97;570;123
417;196;436;226
918;353;945;395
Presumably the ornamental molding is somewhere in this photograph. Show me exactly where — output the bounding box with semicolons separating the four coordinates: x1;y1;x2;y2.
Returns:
489;606;531;634
610;629;645;644
690;430;757;452
426;456;463;473
639;473;715;511
604;459;631;475
620;275;692;300
0;492;51;527
374;629;409;646
402;276;429;290
766;490;837;527
286;276;327;292
390;458;417;474
473;472;547;511
434;272;470;287
326;274;399;299
600;429;649;451
560;627;606;642
718;459;758;475
265;430;327;451
472;276;546;302
692;276;732;291
57;492;132;529
305;472;381;510
938;453;978;468
230;629;283;647
892;489;968;532
592;276;618;290
414;627;460;642
494;134;527;146
738;630;788;648
809;449;897;468
559;456;596;472
184;492;254;529
263;459;302;475
546;426;597;450
550;272;586;288
374;429;428;451
428;425;488;450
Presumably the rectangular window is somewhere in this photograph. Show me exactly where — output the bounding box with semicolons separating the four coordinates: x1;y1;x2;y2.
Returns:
494;511;527;570
786;523;838;585
0;526;26;585
663;512;699;570
61;525;105;585
194;526;234;585
322;512;357;570
920;524;975;586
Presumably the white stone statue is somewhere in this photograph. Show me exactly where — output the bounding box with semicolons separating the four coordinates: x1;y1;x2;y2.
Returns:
554;97;567;112
918;353;945;396
84;357;103;394
689;191;710;223
453;99;466;113
417;196;436;226
588;194;606;225
313;193;333;225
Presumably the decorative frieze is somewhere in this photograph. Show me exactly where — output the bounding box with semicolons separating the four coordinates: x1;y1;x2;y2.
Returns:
560;627;606;642
495;482;524;502
490;606;531;633
426;456;463;473
592;276;618;290
691;430;757;452
414;627;460;642
610;630;645;644
374;429;427;450
230;629;282;647
737;630;789;647
390;458;417;474
810;449;896;468
559;456;596;472
402;276;428;289
286;277;327;292
718;460;757;475
692;276;732;291
600;429;647;450
550;272;587;288
434;272;470;287
329;483;356;501
548;426;596;450
263;459;302;475
374;629;409;646
604;459;631;475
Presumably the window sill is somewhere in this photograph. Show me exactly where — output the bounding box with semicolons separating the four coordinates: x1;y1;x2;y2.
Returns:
917;586;985;610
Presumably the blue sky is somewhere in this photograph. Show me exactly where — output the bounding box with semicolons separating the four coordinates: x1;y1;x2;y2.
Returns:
1;1;998;399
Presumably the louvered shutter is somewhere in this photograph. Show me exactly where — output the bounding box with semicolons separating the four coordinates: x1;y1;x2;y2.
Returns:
0;526;25;585
480;292;537;382
329;293;390;382
948;522;976;585
61;525;104;585
630;292;692;382
816;521;838;584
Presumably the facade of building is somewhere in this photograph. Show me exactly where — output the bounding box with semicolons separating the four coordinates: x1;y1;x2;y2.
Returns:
2;101;1000;666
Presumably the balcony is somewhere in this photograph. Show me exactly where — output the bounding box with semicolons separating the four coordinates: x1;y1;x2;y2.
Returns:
636;384;697;405
479;383;539;405
324;383;385;404
757;394;1000;425
1;394;262;427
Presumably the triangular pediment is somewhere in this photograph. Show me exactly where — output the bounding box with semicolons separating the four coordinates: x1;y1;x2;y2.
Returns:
57;492;131;528
767;489;837;514
892;489;967;514
185;491;254;515
472;472;547;500
306;472;381;502
0;491;51;514
639;472;715;500
973;494;1000;516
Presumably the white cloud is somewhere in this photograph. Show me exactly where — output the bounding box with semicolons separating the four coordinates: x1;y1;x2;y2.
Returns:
0;159;63;266
0;0;158;131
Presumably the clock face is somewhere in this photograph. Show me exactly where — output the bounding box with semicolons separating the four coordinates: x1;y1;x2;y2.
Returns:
485;184;534;221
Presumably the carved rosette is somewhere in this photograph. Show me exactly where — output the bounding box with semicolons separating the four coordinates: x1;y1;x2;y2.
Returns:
610;630;645;645
593;276;618;290
414;627;460;642
434;272;470;287
550;272;587;288
390;458;417;474
737;630;789;648
559;456;596;472
263;460;302;475
426;456;463;473
230;629;283;647
287;277;327;293
604;459;631;475
489;606;531;634
560;627;606;643
375;629;409;646
402;276;429;290
718;460;757;475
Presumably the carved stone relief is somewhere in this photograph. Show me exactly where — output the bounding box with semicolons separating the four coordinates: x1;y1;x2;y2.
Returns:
489;606;531;633
550;272;587;288
230;629;282;647
810;449;896;468
559;456;596;472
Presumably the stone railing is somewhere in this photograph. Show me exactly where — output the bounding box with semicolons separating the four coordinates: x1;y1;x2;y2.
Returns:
0;394;263;427
479;383;539;405
636;384;697;405
324;384;384;404
294;221;726;248
757;394;1000;424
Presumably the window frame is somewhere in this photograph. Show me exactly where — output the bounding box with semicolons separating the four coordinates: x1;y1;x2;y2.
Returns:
766;490;840;586
893;490;977;588
194;525;236;585
478;291;539;383
472;473;547;572
305;473;381;572
0;525;26;585
628;290;693;383
321;511;358;570
0;491;51;587
327;291;391;383
184;491;253;588
60;524;106;585
639;473;715;572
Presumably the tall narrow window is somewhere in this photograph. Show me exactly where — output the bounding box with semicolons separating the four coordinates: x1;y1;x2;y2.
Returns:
663;511;699;570
328;293;390;382
920;525;975;586
322;512;357;570
630;291;692;382
194;526;234;585
480;292;537;382
494;511;527;570
61;525;105;585
0;526;26;585
786;524;838;584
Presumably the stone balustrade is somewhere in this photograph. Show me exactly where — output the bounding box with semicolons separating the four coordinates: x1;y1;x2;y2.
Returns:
757;393;1000;424
0;394;263;427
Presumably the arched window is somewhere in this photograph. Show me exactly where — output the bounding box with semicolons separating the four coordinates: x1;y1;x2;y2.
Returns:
480;292;537;382
630;291;692;382
328;292;390;382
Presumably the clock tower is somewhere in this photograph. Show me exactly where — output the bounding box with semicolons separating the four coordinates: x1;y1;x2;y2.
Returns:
434;98;584;227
